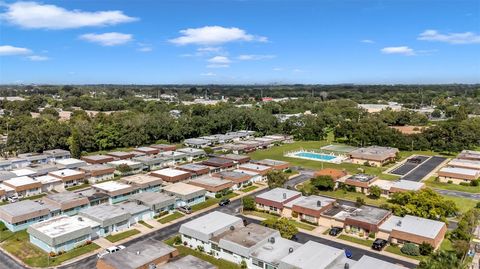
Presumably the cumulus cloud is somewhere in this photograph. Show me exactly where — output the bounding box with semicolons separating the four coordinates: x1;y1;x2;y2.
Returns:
26;55;49;61
80;32;133;46
0;45;31;55
361;39;375;43
169;26;267;45
418;29;480;44
1;1;137;29
237;54;275;61
208;56;231;64
381;46;415;56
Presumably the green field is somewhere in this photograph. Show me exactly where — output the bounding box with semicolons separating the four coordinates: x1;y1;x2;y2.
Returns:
440;195;477;214
1;230;100;267
158;212;184;224
105;229;141;243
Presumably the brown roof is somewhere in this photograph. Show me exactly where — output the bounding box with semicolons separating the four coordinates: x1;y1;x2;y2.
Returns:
314;168;347;181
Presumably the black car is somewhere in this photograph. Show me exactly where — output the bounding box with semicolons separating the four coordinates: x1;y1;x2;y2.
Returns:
371;238;388;251
218;198;231;206
329;227;343;236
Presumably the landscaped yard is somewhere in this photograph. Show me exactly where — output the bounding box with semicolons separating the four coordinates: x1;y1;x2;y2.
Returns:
440;195;477;214
20;193;47;201
243;210;316;231
165;236;241;269
158;212;184;224
338;234;373;248
105;229;141;243
138;220;154;229
385;245;425;261
1;230;100;267
241;185;258;193
425;176;480;193
66;183;90;191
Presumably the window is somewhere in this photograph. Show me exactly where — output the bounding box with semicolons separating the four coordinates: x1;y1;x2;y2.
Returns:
223;249;233;255
212;244;221;251
252;258;264;268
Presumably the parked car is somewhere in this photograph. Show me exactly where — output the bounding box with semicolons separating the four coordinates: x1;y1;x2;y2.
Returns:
97;245;126;258
329;227;343;236
344;248;353;258
7;196;18;203
371;238;388;251
178;206;192;214
218;198;230;206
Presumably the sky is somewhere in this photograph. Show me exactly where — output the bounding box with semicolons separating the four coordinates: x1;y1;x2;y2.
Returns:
0;0;479;84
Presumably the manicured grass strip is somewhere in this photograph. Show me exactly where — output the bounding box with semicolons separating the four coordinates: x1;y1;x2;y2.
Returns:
241;185;258;193
165;237;241;269
292;221;316;231
385;245;424;261
2;230;100;267
66;183;90;191
338;234;373;248
138;220;153;229
105;229;141;243
158;212;184;224
20;193;46;201
425;176;480;193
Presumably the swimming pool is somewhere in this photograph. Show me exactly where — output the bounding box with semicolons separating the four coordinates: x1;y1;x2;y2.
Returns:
294;152;337;161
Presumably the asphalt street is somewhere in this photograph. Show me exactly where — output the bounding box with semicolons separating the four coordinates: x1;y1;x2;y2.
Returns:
435;189;480;200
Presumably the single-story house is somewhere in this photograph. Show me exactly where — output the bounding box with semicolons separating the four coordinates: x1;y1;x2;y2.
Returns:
188;175;234;197
150;168;192;183
348;146;399;167
80;164;115;184
163;182;206;207
81;155;114;165
255;188;302;215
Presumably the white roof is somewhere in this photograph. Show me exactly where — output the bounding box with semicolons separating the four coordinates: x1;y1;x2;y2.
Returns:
351;255;405;269
152;168;189;177
55;158;86;166
163;182;204;195
448;158;480;169
179;211;243;242
4;176;37;187
256;188;301;203
239;163;271;172
392;180;424;191
280;240;344;269
251;237;302;265
177;147;205;154
0;184;14;192
371;179;394;191
108;160;141;166
380;215;445;239
11;168;36;177
159;151;186;157
233;169;260;177
93;181;131;192
29;215;90;238
35;175;62;184
49;169;84;177
439;167;480;176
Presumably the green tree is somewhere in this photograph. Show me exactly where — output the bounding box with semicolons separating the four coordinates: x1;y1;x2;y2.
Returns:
266;170;288;189
368;185;382;199
242;196;255;211
67;127;82;159
261;218;298;239
311;175;335;191
419;242;434;256
355;197;365;207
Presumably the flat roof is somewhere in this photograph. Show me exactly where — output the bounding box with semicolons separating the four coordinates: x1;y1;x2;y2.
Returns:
221;154;250;161
120;174;163;186
80;164;113;172
256;187;301;203
179;211;243;242
152;168;190;177
135;146;158;151
346;206;391;225
108;160;141;166
347;174;376;182
176;147;205;154
92;181;132;193
233;169;260;176
28;215;90;240
351;255;406;269
49;169;84;177
381;215;445;239
184;138;210;145
107;151;134;157
349;146;399;160
251;236;302;265
159;255;215;269
439;167;479;176
79;204;129;223
100;239;176;269
392;180;424;191
129;192;175;206
288;195;335;210
0;200;49;217
82;155;112;161
55;158;86;166
177;163;210;171
219;223;278;249
239;163;271;171
216;170;251;179
163;182;205;195
117;201;150;215
43;192;88;204
254;159;289;166
11;168;36;177
280;240;344;269
189;175;232;187
4;176;37;187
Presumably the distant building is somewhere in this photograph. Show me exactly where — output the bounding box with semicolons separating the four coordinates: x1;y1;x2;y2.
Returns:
176;163;210;178
438;167;480;184
188;175;234;197
255;188;302;215
176;147;206;161
238;163;272;178
129;192;175;215
251;159;290;171
458;150;480;161
2;176;41;197
107;151;135;160
106;160;143;176
349;146;399;167
150;168;192;183
92;181;137;204
81;155;114;165
79;164;115;184
119;174;163;192
344;174;378;193
150;144;176;152
49;169;86;188
55;158;87;169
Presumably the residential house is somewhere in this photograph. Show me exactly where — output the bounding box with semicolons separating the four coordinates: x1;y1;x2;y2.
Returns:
42;192;90;216
49;169;86;188
43;149;71;162
188;175;234;198
119;174;163;192
80;164;115;184
107;151;135;160
151;168;192;183
438;167;480;184
78;204;131;237
251;159;289;171
0;200;50;231
176;147;206;161
92;181;137;204
150;144;176;152
81;155;114;165
3;176;42;197
106;160;143;176
55;158;87;169
176;163;210;178
255;188;302;215
163;182;206;207
238;163;272;179
348;146;399;167
128;192;175;215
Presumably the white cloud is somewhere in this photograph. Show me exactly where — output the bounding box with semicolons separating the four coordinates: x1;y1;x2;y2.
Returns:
197;47;222;52
26;55;49;61
207;64;229;68
292;68;305;73
381;46;415;56
361;39;375;43
169;26;267;45
1;1;137;29
80;32;133;46
418;29;480;44
237;54;275;61
208;56;231;64
200;72;216;76
0;45;31;55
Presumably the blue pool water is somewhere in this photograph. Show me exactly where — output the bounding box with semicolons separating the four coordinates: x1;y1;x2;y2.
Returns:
294;152;336;161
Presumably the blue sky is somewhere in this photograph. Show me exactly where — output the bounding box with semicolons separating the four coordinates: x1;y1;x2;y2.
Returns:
0;0;479;84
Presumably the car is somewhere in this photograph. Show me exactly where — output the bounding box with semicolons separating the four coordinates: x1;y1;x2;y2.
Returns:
344;248;352;258
7;196;18;203
329;227;343;236
177;206;192;214
291;234;299;242
371;238;388;251
218;198;230;206
97;245;126;258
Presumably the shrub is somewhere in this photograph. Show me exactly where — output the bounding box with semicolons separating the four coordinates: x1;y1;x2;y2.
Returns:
242;196;256;211
173;235;182;245
355;197;365;207
240;260;247;269
291;211;298;218
401;243;420;256
447;180;453;184
471;180;480;187
197;245;204;252
419;242;434;256
368;185;382;199
368;233;375;239
215;193;222;199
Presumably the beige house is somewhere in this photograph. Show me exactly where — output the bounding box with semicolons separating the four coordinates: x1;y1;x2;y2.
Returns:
349;146;399;167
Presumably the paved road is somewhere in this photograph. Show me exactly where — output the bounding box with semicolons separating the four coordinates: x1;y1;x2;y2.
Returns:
402;156;446;182
0;251;26;269
435;189;480;200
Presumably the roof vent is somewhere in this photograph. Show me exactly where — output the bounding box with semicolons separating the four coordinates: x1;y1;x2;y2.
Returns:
396;220;402;226
283;193;287;199
136;251;140;255
230;225;235;231
78;217;83;221
317;201;321;207
289;247;294;253
148;264;157;269
269;237;275;244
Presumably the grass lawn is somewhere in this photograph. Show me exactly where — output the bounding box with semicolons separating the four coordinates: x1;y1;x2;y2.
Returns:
158;212;184;224
425;177;480;193
0;228;14;243
247;141;401;180
385;245;424;261
440;195;477;214
241;185;258;193
191;193;239;212
338;234;373;248
105;229;141;243
1;230;100;267
20;193;47;201
165;237;241;269
138;220;153;229
242;210;316;231
66;183;90;191
440;238;453;252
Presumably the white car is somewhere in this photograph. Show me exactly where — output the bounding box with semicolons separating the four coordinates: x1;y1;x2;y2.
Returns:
97;245;126;258
7;196;18;203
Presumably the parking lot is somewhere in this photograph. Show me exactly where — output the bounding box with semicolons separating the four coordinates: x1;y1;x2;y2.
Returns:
390;155;429;176
401;156;447;182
